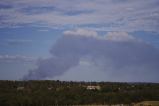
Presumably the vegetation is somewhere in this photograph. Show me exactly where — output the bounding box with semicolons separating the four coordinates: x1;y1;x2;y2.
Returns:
0;80;159;106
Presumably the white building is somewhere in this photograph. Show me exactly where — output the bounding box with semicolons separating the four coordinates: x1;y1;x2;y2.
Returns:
86;85;101;90
17;87;24;90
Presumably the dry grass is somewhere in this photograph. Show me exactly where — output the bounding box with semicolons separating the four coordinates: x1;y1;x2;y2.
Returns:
134;101;159;106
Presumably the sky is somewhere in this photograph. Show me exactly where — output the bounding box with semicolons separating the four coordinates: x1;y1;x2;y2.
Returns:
0;0;159;82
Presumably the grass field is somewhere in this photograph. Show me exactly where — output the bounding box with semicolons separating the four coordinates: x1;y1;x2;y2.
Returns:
134;101;159;106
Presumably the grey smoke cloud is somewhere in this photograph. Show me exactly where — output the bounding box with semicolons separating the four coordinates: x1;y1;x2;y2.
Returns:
23;30;159;82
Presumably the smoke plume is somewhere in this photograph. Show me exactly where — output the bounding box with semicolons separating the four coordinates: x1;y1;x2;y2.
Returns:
23;30;159;82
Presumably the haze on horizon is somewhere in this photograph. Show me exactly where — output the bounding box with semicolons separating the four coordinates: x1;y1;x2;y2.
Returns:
0;0;159;82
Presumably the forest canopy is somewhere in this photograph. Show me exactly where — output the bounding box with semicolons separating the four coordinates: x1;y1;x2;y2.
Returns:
0;80;159;106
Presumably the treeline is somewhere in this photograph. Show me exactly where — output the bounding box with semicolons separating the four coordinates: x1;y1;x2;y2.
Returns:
0;80;159;106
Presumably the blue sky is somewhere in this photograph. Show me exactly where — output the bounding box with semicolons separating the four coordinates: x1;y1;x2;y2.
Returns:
0;0;159;82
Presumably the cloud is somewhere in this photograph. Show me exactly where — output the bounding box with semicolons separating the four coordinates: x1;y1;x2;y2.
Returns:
37;29;49;32
105;32;135;41
63;28;98;38
5;39;32;46
64;29;136;41
0;0;159;32
0;54;35;63
23;29;159;82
